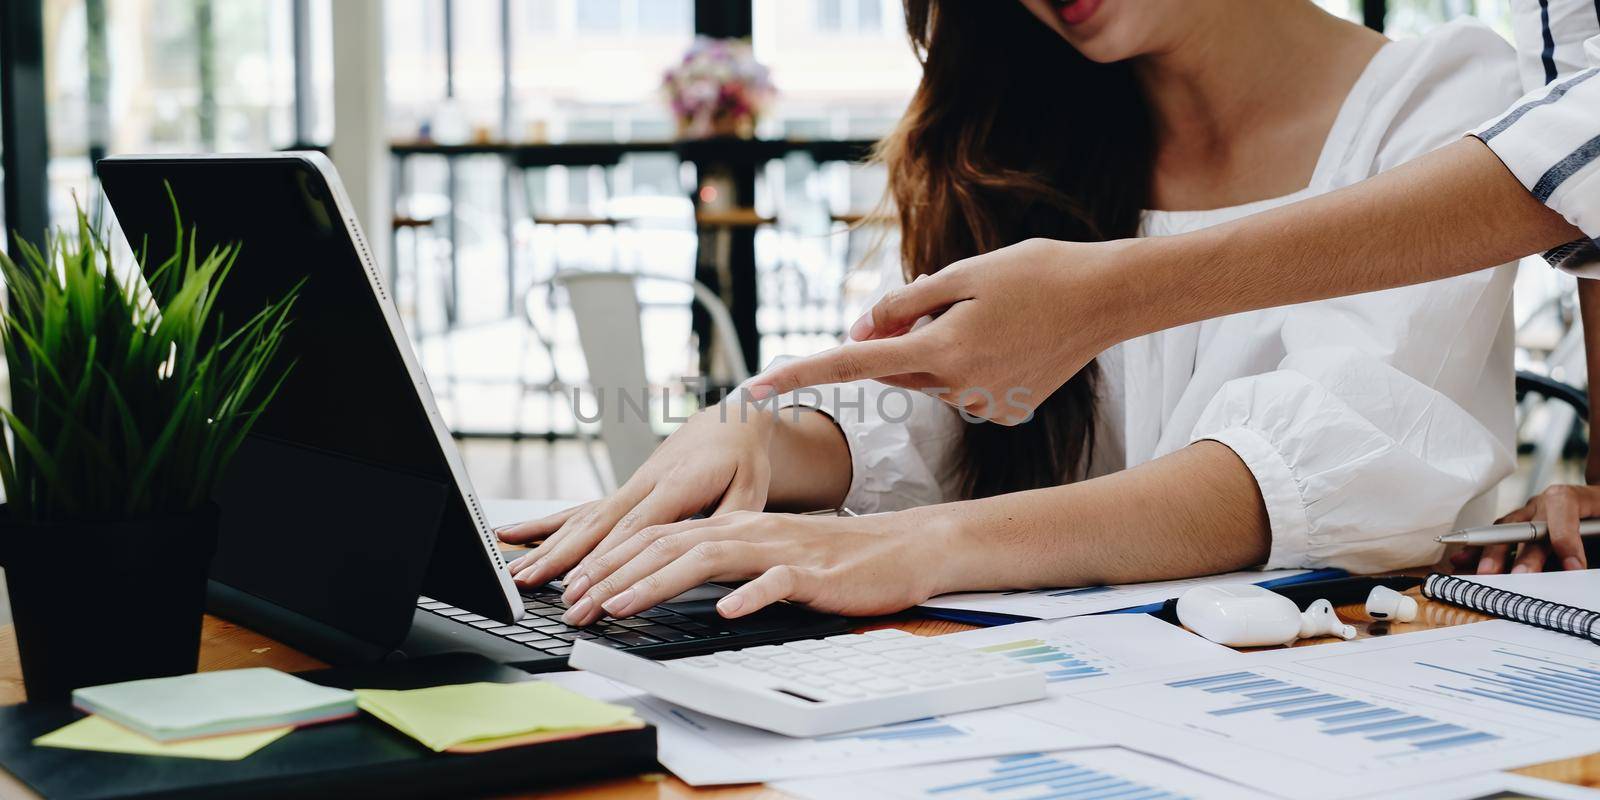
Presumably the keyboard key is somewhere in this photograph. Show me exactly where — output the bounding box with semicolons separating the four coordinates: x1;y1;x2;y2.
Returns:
746;645;787;656
487;625;524;635
827;683;866;698
832;668;874;683
637;608;674;619
456;614;487;623
468;620;501;629
418;601;449;610
797;675;834;688
824;634;868;645
908;673;953;687
615;618;655;629
508;632;553;644
769;666;802;679
608;631;663;647
436;608;472;618
772;653;819;667
683;656;719;668
644;627;696;643
715;650;752;663
548;645;573;655
784;639;830;651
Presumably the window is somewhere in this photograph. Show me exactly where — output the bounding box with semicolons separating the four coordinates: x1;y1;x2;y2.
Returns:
42;0;324;230
576;0;623;33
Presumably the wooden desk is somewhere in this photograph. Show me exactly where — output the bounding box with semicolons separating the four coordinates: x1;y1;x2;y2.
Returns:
1;594;1594;798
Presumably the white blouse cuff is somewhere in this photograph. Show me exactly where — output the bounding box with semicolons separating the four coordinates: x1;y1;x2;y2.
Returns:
1197;426;1313;570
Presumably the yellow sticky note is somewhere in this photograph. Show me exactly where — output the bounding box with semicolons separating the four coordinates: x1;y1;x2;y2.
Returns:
34;716;291;761
355;681;638;752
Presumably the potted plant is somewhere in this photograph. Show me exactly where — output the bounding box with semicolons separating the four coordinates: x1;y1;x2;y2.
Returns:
0;193;297;702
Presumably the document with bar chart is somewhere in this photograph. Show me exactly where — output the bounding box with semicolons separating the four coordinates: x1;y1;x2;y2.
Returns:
543;671;1102;785
939;614;1234;692
1033;621;1600;799
920;569;1311;619
773;747;1275;800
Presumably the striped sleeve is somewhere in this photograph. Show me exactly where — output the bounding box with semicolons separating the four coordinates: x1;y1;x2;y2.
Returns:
1473;1;1600;275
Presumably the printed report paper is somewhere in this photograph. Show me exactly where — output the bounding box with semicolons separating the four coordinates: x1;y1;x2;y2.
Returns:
921;569;1311;619
936;614;1236;694
772;747;1276;800
1028;620;1600;799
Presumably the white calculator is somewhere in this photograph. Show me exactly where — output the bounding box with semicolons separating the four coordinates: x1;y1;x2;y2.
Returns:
569;629;1047;737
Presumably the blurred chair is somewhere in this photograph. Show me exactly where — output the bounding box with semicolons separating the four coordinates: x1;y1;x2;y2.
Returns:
522;270;750;491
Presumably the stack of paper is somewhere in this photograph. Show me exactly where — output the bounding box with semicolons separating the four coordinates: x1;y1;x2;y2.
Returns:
355;681;642;753
71;668;357;742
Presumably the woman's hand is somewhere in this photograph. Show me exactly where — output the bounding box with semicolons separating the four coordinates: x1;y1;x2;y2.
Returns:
746;238;1140;425
498;405;780;596
1454;485;1596;574
557;510;957;626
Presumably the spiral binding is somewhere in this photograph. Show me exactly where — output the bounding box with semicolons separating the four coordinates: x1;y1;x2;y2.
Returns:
1423;573;1600;645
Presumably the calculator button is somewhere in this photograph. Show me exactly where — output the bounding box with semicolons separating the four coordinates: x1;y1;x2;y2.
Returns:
859;678;908;694
842;655;888;668
863;629;910;639
872;663;918;677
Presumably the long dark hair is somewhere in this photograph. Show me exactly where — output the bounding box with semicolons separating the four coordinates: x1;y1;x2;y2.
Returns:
878;0;1155;498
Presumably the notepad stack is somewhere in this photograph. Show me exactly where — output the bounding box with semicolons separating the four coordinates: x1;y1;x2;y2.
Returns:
70;668;358;742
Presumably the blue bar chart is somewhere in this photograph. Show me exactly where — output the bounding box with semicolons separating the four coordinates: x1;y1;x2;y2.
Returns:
924;752;1177;799
1416;647;1600;722
774;748;1276;800
1166;670;1501;756
977;639;1109;683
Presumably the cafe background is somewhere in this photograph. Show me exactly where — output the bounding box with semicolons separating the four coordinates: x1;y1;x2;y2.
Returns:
0;0;1577;622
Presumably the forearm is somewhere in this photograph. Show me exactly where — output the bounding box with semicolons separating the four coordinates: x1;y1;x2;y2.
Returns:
1583;281;1600;484
921;441;1271;591
762;407;852;512
1111;138;1582;343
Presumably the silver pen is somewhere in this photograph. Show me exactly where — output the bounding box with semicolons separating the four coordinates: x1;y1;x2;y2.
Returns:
1437;519;1600;546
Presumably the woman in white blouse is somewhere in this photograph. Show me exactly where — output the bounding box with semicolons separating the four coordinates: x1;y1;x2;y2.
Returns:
502;0;1527;626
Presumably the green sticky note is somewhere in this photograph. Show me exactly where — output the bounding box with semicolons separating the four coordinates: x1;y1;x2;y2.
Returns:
355;681;637;752
34;716;291;761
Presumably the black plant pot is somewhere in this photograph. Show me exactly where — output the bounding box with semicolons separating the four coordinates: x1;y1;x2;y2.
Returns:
0;503;220;703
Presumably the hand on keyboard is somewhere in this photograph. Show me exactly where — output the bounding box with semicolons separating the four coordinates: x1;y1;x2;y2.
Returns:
559;509;950;627
499;405;781;593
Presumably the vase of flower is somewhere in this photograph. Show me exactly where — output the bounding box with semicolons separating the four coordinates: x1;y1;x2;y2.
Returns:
664;36;776;140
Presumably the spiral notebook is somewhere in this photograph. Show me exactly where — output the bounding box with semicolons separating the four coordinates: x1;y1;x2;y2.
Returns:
1422;570;1599;644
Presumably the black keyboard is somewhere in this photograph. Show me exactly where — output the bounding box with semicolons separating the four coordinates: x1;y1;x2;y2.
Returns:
418;587;738;657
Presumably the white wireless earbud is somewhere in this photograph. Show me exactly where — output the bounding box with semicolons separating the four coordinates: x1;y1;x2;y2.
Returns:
1365;585;1418;622
1299;598;1357;640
